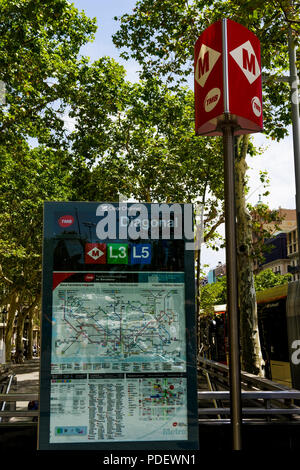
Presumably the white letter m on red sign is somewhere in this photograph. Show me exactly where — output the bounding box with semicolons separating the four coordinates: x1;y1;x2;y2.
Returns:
195;44;221;87
229;40;261;85
242;48;256;75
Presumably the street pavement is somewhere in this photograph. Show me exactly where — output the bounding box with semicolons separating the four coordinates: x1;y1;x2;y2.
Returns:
3;359;40;422
9;358;40;394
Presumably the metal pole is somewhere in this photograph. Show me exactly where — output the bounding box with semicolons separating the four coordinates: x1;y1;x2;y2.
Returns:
288;26;300;267
222;122;242;451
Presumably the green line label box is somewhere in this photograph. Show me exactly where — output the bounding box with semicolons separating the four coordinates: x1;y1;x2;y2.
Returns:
107;243;128;264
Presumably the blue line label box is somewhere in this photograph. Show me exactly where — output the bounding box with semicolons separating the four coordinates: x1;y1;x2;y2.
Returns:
131;244;152;264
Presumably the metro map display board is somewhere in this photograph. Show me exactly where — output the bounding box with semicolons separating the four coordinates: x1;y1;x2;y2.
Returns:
39;202;198;450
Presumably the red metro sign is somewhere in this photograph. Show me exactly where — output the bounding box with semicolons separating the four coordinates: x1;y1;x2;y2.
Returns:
194;19;263;136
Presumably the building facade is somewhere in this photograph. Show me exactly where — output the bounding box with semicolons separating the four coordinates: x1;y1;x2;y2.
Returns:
254;207;298;279
207;209;299;283
207;261;226;284
287;227;300;281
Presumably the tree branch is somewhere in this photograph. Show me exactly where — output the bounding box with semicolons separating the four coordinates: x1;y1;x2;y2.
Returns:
0;264;13;284
204;213;225;243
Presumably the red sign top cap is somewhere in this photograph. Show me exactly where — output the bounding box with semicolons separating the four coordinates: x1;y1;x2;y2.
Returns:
194;19;263;136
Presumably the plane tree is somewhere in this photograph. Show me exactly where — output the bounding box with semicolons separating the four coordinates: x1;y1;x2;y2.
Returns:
69;73;226;260
0;0;107;361
1;0;297;370
0;143;73;361
0;0;97;147
112;0;299;374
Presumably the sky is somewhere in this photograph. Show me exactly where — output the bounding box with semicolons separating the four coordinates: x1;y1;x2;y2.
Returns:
71;0;297;272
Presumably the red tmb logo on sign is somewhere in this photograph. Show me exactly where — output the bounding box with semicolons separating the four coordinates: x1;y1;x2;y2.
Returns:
194;19;263;136
58;215;74;228
85;243;106;264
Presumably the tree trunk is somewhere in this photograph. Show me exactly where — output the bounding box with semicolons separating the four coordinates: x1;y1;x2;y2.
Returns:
235;135;264;376
15;296;40;362
196;201;204;359
27;309;34;360
5;291;19;362
15;307;27;363
196;247;201;359
27;297;40;360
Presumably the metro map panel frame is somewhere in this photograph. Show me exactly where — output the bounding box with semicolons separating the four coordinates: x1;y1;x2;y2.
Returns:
39;202;198;451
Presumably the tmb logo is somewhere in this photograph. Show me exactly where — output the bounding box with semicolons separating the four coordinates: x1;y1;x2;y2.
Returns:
204;87;221;112
58;215;74;228
251;96;262;117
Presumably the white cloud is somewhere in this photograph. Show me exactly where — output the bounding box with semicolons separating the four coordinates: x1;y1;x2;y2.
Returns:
247;128;295;209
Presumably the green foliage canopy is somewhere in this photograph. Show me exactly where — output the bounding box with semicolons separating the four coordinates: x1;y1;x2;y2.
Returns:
0;0;97;147
113;0;299;140
200;268;292;316
254;268;292;291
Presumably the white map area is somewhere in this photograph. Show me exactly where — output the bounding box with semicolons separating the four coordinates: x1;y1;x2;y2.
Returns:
52;281;186;369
